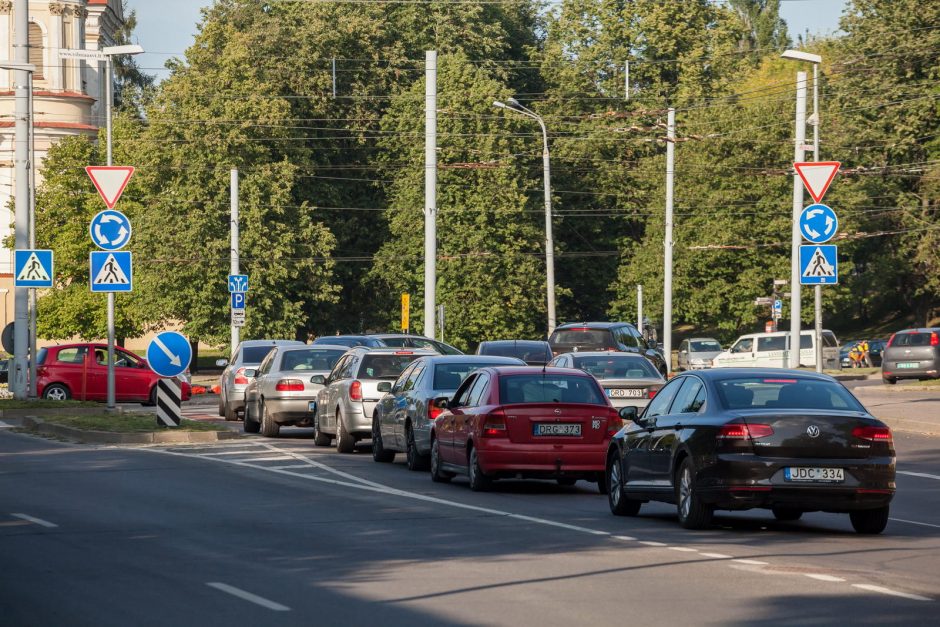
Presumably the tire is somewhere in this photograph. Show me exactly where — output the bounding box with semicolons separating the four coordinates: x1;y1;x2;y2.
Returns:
467;446;491;492
335;411;355;454
223;401;237;422
557;478;577;487
430;437;453;483
882;377;897;385
772;507;803;521
607;454;642;516
243;402;260;434
596;471;609;495
42;383;71;401
372;416;395;463
675;458;713;529
218;392;225;417
145;385;158;407
405;425;429;471
260;400;280;438
313;416;331;446
850;506;890;534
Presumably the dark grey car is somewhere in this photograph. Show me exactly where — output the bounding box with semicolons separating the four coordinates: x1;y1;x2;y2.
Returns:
371;355;525;470
476;340;553;366
881;328;940;384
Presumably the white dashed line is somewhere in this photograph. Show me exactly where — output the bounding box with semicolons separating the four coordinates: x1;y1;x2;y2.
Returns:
206;582;290;611
897;470;940;481
11;513;58;528
805;574;845;583
613;535;637;541
852;584;931;602
890;517;940;529
699;552;732;559
638;541;668;547
732;559;769;566
668;547;698;553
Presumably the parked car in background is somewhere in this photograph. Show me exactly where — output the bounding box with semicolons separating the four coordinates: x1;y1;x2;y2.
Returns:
312;335;385;349
369;334;463;355
605;369;895;533
476;340;553;366
314;347;436;452
548;322;667;375
712;330;840;370
429;366;626;492
372;355;525;470
550;351;664;409
839;339;887;368
217;339;305;420
677;338;723;370
881;328;940;384
37;343;191;404
243;345;348;437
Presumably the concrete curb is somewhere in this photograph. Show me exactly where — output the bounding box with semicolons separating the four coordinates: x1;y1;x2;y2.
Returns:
20;416;243;444
0;407;125;418
875;416;940;437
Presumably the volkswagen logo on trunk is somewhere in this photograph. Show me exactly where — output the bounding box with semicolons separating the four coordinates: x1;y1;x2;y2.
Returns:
806;425;821;438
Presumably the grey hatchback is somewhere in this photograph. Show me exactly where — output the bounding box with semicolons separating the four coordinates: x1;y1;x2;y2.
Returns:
881;328;940;384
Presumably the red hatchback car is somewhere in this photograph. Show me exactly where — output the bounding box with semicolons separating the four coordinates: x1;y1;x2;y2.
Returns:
429;366;625;492
37;343;191;404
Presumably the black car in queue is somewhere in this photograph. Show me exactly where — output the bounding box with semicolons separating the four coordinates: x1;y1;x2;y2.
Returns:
605;368;895;534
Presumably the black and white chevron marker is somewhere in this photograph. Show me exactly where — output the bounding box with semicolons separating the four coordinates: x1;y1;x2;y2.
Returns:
156;378;182;427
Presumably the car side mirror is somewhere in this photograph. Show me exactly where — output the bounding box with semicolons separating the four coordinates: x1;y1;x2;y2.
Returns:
309;374;326;385
216;359;229;367
377;381;392;393
244;368;257;378
619;406;639;423
433;396;450;411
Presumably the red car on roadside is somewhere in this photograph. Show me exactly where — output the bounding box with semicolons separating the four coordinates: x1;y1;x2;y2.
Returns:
429;366;626;492
36;343;191;404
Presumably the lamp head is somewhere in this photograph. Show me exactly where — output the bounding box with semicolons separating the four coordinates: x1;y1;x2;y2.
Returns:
493;100;506;109
103;44;145;56
506;97;522;108
781;49;822;64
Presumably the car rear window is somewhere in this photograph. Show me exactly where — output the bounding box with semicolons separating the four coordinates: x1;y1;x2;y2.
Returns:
717;378;864;411
36;348;48;365
892;332;936;347
242;346;276;364
358;353;423;379
573;355;660;379
499;374;605;405
690;340;721;352
431;362;499;390
479;343;551;364
549;329;611;348
281;349;345;372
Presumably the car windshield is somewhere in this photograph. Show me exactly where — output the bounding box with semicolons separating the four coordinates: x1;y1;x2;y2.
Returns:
573;355;660;379
550;329;610;347
499;374;605;405
358;353;423;379
716;377;865;411
314;336;367;348
432;362;512;390
242;346;276;364
280;349;345;372
689;340;721;352
480;343;551;363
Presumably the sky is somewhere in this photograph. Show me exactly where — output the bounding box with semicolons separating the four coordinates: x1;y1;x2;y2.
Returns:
126;0;850;83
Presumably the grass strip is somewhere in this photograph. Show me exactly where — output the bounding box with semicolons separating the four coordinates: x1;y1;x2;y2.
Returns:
39;413;227;433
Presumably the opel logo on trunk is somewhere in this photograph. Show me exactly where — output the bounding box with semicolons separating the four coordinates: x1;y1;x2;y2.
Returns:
806;425;821;438
554;409;562;415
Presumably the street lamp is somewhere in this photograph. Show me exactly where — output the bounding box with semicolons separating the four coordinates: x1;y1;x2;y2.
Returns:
782;49;824;372
493;98;557;335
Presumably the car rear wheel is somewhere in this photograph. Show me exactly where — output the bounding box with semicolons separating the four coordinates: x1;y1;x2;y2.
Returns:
608;454;641;516
217;393;225;417
430;437;453;483
676;458;713;529
145;385;158;407
243;403;260;434
772;507;803;521
223;401;237;422
406;425;429;471
260;400;280;438
42;383;70;401
850;506;890;534
336;411;355;454
372;416;394;463
882;377;896;385
467;446;491;492
313;416;331;446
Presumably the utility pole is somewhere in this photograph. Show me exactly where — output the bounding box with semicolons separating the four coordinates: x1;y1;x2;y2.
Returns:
789;72;807;369
812;63;823;373
636;284;643;331
423;50;437;340
28;70;36;397
11;0;29;400
231;168;239;354
662;108;675;376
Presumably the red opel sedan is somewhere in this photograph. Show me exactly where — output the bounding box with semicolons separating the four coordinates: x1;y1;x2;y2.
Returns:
429;366;626;491
36;343;191;404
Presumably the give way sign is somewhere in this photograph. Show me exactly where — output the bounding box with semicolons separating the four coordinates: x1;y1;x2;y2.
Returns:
86;166;135;209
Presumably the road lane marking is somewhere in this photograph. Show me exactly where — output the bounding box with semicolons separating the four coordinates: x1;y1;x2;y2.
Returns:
229;455;295;462
206;583;290;611
613;535;636;541
852;584;931;602
805;574;845;583
732;559;769;566
699;552;732;559
11;513;57;528
638;541;667;547
897;470;940;481
668;547;698;552
889;517;940;529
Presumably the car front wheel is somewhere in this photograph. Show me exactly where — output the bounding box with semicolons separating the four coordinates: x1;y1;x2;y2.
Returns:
372;416;394;463
675;458;713;529
243;403;260;434
430;437;453;483
608;454;641;516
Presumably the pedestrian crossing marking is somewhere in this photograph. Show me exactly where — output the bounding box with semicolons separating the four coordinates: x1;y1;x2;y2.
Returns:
803;247;835;278
92;253;130;285
16;252;50;282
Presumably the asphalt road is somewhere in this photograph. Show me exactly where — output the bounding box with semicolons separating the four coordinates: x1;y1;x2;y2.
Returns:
1;418;938;626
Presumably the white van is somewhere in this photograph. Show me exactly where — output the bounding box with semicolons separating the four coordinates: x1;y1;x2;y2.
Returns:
712;330;841;370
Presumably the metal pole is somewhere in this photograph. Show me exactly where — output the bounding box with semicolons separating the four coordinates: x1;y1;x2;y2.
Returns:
438;304;444;342
12;0;29;400
105;57;116;408
423;50;437;339
28;71;36;397
637;284;643;331
812;63;824;372
663;108;675;376
332;57;336;99
625;61;629;100
540;116;556;336
231;168;239;354
789;72;807;369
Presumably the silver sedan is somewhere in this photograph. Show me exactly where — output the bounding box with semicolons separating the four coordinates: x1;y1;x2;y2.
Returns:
549;351;665;409
243;345;348;437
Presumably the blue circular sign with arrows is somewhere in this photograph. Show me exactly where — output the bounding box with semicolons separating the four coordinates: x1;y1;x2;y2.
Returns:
89;209;132;251
146;331;192;378
799;203;838;244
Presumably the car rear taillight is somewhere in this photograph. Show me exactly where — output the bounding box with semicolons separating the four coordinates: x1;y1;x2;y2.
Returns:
852;425;893;443
886;333;896;347
428;403;444;420
233;367;249;385
482;410;507;437
36;366;47;377
275;379;305;392
349;380;362;401
717;423;774;439
931;332;939;347
648;389;657;399
607;414;623;436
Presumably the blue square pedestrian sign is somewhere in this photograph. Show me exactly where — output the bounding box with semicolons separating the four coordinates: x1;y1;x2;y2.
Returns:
231;292;246;310
14;249;54;288
90;251;133;292
800;245;838;285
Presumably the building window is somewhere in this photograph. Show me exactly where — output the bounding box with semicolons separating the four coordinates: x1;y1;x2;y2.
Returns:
28;23;44;81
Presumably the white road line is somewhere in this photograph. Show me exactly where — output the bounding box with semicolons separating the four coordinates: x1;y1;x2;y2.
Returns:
897;470;940;481
0;420;14;428
732;559;769;566
852;584;931;602
890;517;940;529
638;541;668;547
700;552;732;559
193;450;268;457
668;547;698;553
613;535;636;541
11;513;58;528
805;574;845;583
206;582;290;611
230;456;295;462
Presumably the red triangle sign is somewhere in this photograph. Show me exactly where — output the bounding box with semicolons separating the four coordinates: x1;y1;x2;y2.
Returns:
794;161;840;203
86;166;135;209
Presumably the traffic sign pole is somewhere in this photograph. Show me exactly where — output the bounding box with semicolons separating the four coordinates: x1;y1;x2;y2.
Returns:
789;72;807;369
231;169;240;356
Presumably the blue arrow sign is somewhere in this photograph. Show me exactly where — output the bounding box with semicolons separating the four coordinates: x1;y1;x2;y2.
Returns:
146;331;192;378
90;251;132;292
228;274;248;293
90;209;132;251
799;203;838;244
800;245;838;285
14;249;54;288
231;292;246;310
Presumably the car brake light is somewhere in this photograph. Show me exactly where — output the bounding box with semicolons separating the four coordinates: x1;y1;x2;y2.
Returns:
648;389;657;399
233;367;249;385
717;423;773;439
428;403;444;420
350;380;362;401
852;425;892;442
36;366;47;377
275;379;305;392
482;410;507;437
931;332;939;347
394;351;414;355
886;333;896;347
607;414;623;436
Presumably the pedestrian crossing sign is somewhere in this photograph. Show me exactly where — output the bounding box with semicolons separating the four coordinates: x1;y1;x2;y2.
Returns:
14;249;54;288
90;251;133;292
800;245;838;285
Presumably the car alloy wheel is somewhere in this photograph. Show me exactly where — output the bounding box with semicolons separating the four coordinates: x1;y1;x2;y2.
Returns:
468;447;491;492
260;400;280;438
336;411;355;454
372;416;394;463
313;416;331;447
607;454;641;516
42;384;70;401
243;403;260;434
676;458;713;529
406;426;428;471
430;437;452;483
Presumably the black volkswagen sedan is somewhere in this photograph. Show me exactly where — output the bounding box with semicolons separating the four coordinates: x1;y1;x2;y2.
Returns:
606;369;895;534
